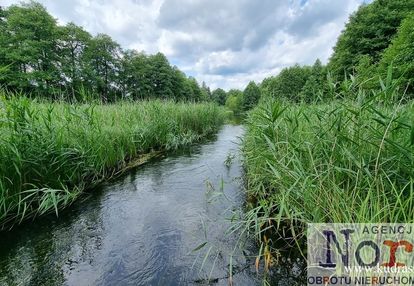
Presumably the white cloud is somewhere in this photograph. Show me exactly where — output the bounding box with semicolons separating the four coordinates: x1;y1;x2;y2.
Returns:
3;0;365;90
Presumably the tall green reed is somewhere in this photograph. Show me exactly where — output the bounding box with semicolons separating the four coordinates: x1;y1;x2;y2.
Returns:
0;93;226;228
240;78;414;266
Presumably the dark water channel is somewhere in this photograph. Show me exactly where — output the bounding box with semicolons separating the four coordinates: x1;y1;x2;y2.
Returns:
0;125;304;286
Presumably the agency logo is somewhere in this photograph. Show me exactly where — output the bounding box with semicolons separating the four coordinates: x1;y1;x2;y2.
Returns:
307;224;414;285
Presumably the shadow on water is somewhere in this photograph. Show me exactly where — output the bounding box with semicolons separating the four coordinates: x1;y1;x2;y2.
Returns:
0;124;305;286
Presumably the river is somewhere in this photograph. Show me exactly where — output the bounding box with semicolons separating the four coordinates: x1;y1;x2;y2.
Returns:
0;124;304;286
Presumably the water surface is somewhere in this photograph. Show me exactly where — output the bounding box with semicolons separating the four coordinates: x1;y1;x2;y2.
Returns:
0;125;305;286
0;125;258;285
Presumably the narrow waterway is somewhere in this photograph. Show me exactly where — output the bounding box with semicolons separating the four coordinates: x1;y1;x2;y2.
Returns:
0;125;257;285
0;124;304;286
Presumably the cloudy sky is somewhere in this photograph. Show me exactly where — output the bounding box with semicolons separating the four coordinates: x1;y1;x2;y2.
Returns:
4;0;368;90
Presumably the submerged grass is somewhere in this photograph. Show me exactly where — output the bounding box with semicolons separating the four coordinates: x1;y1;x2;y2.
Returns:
0;93;226;228
241;91;414;257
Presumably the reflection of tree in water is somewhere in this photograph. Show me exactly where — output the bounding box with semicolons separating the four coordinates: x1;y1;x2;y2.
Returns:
0;191;105;286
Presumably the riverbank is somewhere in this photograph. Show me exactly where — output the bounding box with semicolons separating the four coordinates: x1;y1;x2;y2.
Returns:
242;97;414;244
0;125;272;285
0;95;226;228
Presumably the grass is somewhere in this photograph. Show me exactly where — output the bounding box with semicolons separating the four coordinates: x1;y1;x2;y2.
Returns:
0;93;226;228
240;87;414;260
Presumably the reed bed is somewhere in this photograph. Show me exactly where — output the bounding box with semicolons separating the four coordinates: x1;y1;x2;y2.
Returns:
242;93;414;245
0;94;225;227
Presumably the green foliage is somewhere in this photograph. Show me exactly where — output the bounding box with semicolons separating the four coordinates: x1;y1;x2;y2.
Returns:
299;59;327;102
82;34;121;102
242;81;261;111
200;81;212;101
0;2;211;102
212;88;227;105
378;14;414;96
147;52;175;100
225;89;243;115
187;77;203;102
0;93;226;227
262;64;311;101
353;55;378;90
0;1;60;94
58;22;92;100
328;0;414;80
119;50;153;100
259;0;414;102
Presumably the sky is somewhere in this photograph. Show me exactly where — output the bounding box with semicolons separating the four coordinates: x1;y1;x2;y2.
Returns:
3;0;368;90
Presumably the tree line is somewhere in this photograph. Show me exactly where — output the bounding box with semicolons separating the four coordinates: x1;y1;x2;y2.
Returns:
210;81;261;115
259;0;414;102
0;2;212;102
3;0;411;107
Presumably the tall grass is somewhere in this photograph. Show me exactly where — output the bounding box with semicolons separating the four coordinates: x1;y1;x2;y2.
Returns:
0;93;226;227
241;87;414;250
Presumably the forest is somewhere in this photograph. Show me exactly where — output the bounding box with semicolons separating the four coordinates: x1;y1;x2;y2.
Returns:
0;2;213;102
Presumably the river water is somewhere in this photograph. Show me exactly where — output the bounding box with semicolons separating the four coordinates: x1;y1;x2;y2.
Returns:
0;124;304;286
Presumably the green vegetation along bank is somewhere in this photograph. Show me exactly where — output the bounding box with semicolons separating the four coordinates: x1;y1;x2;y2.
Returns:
0;95;226;227
243;95;414;231
238;0;414;269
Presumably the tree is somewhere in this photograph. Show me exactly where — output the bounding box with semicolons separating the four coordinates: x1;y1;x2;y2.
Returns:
168;66;182;100
299;59;327;102
120;52;208;102
0;2;214;102
58;23;92;100
328;0;414;80
266;65;311;101
148;52;174;99
120;50;154;100
242;81;261;111
353;55;378;90
378;13;414;96
1;2;60;95
187;77;203;102
225;89;243;115
200;81;212;101
83;34;121;101
212;88;227;105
